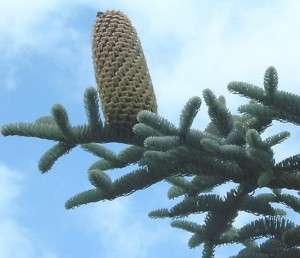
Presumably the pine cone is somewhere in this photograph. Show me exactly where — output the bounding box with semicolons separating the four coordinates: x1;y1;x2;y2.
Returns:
92;10;158;139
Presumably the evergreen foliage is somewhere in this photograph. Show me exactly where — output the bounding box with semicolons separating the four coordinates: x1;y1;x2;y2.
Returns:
1;10;300;258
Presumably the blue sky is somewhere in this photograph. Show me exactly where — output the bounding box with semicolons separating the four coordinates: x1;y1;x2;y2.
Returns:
1;1;300;257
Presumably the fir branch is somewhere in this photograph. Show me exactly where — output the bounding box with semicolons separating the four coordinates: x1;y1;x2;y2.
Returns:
255;193;278;203
148;208;170;218
269;172;300;191
267;90;300;121
1;121;65;141
84;87;103;135
144;135;181;151
52;104;75;141
257;169;275;187
1;90;146;148
276;193;300;213
166;175;223;199
225;119;247;145
139;145;193;172
190;175;225;193
87;169;113;193
203;189;244;243
238;195;280;216
178;96;202;139
217;226;239;245
116;145;145;166
246;129;268;151
136;110;178;136
80;143;119;164
188;232;206;249
167;185;186;199
140;150;176;168
204;121;223;137
200;138;220;154
263;131;290;148
110;165;178;198
230;247;268;258
245;137;274;172
66;166;171;209
192;154;244;181
227;81;266;103
170;219;204;233
202;242;215;258
203;88;234;137
238;101;300;126
259;238;285;257
238;217;295;241
65;188;106;209
263;66;278;100
88;158;115;172
200;139;254;167
275;247;300;257
168;194;223;218
218;95;226;106
185;128;219;151
282;226;300;247
274;153;300;173
165;175;196;192
238;102;276;123
228;73;300;125
132;122;163;138
38;142;76;173
35;115;56;125
69;124;93;142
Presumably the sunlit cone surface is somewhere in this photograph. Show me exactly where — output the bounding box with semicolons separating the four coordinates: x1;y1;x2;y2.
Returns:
92;10;158;138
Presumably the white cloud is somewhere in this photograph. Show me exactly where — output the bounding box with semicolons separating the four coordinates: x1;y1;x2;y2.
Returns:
81;195;189;258
0;162;59;258
0;0;68;54
0;219;35;258
0;163;23;217
0;0;81;91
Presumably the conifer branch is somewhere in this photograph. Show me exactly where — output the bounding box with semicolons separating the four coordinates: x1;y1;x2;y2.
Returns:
202;242;215;258
179;96;202;139
203;88;234;137
170;220;204;233
137;110;178;136
87;169;113;193
39;142;76;173
52;104;75;141
170;194;222;217
274;153;300;173
132;122;163;138
1;121;65;141
228;67;300;126
144;135;181;151
80;143;119;164
84;87;103;135
189;232;206;249
237;217;295;241
281;226;300;247
275;193;300;213
263;66;278;101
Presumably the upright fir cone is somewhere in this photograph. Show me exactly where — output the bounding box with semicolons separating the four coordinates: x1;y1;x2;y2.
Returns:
92;10;158;139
